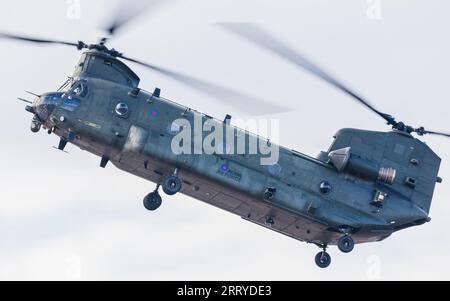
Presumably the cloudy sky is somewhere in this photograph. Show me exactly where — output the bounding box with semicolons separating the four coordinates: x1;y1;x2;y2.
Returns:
0;0;449;280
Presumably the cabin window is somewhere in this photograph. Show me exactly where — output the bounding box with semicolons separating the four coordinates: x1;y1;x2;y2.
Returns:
319;181;332;194
115;102;129;117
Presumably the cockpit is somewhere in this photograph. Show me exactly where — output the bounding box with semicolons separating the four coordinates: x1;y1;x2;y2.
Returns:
33;79;88;122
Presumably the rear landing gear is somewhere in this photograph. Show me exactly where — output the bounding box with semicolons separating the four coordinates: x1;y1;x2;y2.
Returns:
337;235;354;253
315;245;331;269
162;168;182;195
163;175;182;195
143;185;162;211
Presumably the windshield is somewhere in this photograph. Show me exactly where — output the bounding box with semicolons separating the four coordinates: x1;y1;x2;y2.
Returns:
42;93;64;105
41;91;82;112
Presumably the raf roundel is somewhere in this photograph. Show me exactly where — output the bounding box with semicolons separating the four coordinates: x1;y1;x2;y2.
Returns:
150;109;159;118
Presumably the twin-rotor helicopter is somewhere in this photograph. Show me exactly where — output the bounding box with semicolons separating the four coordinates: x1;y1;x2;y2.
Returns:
1;2;449;268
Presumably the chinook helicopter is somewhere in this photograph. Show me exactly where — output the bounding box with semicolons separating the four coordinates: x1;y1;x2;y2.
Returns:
1;5;449;269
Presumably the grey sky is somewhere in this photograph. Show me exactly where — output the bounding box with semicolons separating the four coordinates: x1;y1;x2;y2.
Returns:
0;0;449;280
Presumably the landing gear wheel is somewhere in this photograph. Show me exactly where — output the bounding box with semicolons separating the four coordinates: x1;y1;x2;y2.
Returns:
143;192;162;211
315;251;331;268
162;175;182;195
337;235;354;253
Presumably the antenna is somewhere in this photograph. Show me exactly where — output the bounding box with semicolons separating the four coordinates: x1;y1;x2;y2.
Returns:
17;97;33;104
25;90;41;98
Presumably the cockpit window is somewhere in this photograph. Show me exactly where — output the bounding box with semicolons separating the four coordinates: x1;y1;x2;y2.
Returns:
41;92;81;112
43;93;64;104
42;78;87;114
70;80;88;97
61;96;81;112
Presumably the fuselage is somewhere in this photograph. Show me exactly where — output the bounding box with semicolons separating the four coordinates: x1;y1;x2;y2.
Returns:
32;50;441;247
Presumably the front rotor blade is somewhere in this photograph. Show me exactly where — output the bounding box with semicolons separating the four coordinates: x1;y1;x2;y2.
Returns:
0;32;81;48
105;0;174;36
119;55;290;115
218;23;396;124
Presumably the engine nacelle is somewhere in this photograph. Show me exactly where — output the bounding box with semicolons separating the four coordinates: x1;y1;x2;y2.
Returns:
328;147;396;184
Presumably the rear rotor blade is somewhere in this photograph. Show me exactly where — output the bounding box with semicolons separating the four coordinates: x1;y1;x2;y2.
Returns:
416;128;450;138
119;55;290;115
218;23;397;125
0;32;84;49
426;131;450;138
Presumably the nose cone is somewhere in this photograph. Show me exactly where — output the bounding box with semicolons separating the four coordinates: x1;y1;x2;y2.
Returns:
36;104;55;122
34;96;56;121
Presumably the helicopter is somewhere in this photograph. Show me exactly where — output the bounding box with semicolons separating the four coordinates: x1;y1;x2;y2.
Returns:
1;4;449;269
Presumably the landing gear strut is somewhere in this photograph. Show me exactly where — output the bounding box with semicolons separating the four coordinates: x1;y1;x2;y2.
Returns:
143;168;182;211
337;235;355;253
315;245;331;268
162;168;182;196
143;185;162;211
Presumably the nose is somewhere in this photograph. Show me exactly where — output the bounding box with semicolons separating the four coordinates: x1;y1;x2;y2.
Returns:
35;97;56;121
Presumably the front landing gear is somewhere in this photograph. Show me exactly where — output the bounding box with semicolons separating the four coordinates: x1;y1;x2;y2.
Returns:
315;245;331;268
143;168;183;211
143;185;162;211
